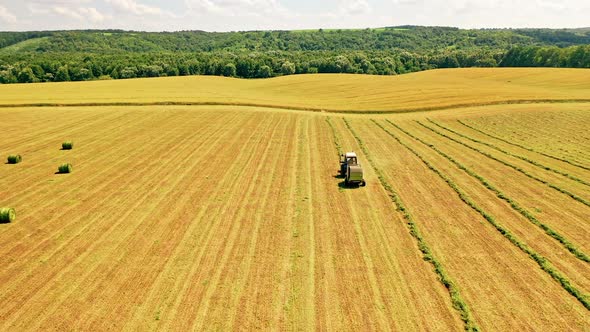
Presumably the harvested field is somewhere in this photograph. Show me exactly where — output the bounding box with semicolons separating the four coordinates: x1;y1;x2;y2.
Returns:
0;68;589;330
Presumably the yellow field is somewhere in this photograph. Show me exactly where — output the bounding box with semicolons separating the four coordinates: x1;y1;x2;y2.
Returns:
0;69;589;330
1;68;589;112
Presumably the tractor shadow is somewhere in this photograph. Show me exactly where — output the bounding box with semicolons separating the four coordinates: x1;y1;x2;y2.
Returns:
338;181;361;190
335;173;362;190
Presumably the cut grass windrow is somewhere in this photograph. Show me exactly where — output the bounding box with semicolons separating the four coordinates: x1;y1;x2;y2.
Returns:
427;119;590;187
456;120;590;172
325;117;343;155
384;120;590;264
373;119;590;311
417;121;590;209
340;117;479;332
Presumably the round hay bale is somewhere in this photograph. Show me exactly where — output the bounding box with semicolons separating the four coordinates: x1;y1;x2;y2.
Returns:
0;208;16;223
62;141;74;150
7;154;22;164
58;163;72;174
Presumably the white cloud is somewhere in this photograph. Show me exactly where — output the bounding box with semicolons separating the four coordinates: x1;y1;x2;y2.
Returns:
391;0;422;4
0;5;18;24
80;7;106;22
339;0;371;15
2;0;590;32
53;6;83;20
536;0;567;10
53;5;106;22
105;0;163;15
185;0;285;16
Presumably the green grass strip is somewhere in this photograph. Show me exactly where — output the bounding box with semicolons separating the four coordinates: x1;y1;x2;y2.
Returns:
456;120;590;172
374;119;590;311
325;117;343;155
384;120;590;264
341;117;479;331
417;121;590;209
428;119;590;187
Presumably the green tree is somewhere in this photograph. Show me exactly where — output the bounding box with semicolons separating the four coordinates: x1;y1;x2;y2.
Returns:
17;67;37;83
257;65;272;78
281;61;295;75
120;67;138;79
223;63;237;77
55;66;70;82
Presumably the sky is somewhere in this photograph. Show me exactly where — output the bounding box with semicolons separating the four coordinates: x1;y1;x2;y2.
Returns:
0;0;588;32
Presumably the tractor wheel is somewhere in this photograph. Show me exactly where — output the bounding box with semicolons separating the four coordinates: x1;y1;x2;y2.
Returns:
360;180;366;187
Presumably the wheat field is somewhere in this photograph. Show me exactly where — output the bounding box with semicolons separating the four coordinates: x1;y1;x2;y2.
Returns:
0;68;589;330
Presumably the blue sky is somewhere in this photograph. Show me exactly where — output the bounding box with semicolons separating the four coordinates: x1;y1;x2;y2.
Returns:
0;0;588;32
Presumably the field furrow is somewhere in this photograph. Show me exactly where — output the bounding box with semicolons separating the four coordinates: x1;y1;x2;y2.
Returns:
385;120;590;262
154;114;289;330
0;109;245;329
377;119;590;301
458;109;590;166
118;112;278;330
455;119;590;172
407;121;590;254
283;116;316;330
426;119;590;193
326;117;470;330
1;69;589;330
345;118;590;331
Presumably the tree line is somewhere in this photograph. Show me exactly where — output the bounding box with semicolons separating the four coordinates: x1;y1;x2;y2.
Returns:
0;27;589;84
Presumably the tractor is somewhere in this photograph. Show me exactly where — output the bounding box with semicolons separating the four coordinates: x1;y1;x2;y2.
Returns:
339;152;366;187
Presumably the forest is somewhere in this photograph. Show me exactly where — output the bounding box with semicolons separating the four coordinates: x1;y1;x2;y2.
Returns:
0;26;589;83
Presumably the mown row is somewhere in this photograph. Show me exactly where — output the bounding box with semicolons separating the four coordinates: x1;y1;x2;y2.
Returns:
0;105;588;331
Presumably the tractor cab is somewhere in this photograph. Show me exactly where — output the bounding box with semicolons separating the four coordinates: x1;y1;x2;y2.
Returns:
340;152;357;175
339;152;366;187
342;152;358;166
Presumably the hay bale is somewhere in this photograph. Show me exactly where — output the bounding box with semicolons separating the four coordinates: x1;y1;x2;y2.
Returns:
0;208;16;223
62;141;74;150
7;154;22;164
58;163;72;174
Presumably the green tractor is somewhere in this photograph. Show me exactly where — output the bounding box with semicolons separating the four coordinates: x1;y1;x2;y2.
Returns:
339;152;366;187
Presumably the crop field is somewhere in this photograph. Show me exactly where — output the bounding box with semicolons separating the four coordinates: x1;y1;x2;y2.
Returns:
0;68;589;330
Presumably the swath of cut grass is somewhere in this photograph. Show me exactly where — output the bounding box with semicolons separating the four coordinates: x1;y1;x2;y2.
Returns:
0;208;16;223
456;119;590;172
373;119;590;311
341;117;480;331
384;119;590;264
62;141;74;150
58;163;72;174
427;119;590;187
7;154;22;164
417;121;590;208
